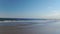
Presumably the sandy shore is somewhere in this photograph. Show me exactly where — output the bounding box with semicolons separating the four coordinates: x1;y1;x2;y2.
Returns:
0;26;17;34
0;21;60;34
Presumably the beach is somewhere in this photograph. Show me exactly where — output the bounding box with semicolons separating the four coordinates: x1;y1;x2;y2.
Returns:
0;26;16;34
0;20;60;34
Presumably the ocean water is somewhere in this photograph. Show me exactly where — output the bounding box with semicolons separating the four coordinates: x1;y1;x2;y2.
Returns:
0;20;60;34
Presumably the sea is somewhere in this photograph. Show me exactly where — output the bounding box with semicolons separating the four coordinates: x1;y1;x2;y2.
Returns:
0;19;60;34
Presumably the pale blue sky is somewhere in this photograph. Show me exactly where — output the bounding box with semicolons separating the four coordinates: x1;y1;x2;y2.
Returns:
0;0;60;19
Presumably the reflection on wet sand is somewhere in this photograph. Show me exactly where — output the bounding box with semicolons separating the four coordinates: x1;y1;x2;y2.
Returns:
0;20;60;34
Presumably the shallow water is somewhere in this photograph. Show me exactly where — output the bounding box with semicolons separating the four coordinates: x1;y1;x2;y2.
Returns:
0;20;60;34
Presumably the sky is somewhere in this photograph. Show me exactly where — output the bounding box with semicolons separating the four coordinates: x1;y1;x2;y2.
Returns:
0;0;60;19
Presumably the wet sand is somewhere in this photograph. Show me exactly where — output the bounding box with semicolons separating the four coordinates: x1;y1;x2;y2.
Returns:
0;22;42;34
16;21;60;34
0;26;16;34
0;20;60;34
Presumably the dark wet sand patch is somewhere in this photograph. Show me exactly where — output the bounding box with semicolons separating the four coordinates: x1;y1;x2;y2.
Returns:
0;26;17;34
